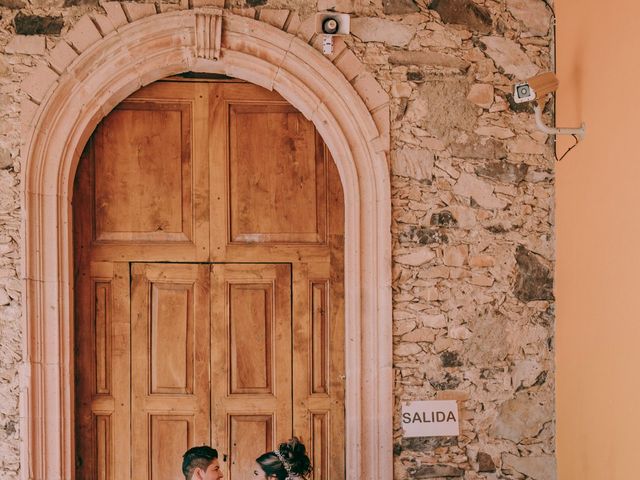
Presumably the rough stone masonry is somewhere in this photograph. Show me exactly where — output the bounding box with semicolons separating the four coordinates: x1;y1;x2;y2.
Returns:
0;0;555;478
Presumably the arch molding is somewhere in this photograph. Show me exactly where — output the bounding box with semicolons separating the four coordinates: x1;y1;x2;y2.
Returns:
22;8;392;479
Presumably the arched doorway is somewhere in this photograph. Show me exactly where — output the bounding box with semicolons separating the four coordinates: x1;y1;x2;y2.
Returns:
72;77;345;479
23;9;392;479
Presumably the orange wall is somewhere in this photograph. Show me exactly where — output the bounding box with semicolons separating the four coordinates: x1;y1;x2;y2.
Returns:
556;1;640;479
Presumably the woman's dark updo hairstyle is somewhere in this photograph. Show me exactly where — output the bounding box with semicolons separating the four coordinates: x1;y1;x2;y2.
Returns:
256;437;312;479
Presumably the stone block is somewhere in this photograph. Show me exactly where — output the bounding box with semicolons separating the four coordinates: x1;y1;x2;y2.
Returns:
450;137;506;160
480;36;538;79
100;2;128;29
258;9;289;29
296;16;316;42
409;464;465;478
0;0;25;8
229;8;256;18
453;173;507;210
507;0;551;37
492;392;553;442
371;104;389;137
396;342;422;356
477;452;496;472
475;161;528;184
0;56;9;76
508;135;546;154
430;0;492;34
20;98;39;132
443;245;468;267
285;11;301;34
5;35;46;55
475;125;514;139
14;13;64;36
469;273;494;287
502;454;556;480
317;0;355;12
0;147;12;170
352;71;388;111
333;48;364;82
48;41;78;73
392;147;433;181
395;247;435;266
388;50;468;69
383;0;419;15
192;0;224;6
402;328;436;343
91;13;116;35
514;245;553;301
66;15;103;53
351;18;415;47
467;83;494;109
22;64;58;103
121;2;157;22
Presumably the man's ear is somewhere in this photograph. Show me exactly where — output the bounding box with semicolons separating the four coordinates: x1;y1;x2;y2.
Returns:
192;467;204;480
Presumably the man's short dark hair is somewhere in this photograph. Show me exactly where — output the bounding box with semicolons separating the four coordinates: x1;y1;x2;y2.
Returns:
182;445;218;479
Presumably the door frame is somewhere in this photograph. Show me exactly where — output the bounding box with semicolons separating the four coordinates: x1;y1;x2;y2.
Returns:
22;8;392;480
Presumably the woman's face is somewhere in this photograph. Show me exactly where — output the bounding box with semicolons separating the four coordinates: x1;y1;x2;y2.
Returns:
252;463;268;479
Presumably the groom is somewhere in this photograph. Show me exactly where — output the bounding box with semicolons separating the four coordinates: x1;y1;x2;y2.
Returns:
182;445;224;480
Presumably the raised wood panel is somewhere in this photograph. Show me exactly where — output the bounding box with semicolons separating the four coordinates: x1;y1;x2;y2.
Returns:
74;262;130;480
210;264;292;479
150;283;194;394
228;103;327;244
229;415;273;480
310;412;329;480
229;283;272;394
311;281;329;395
150;416;192;480
131;264;210;480
95;282;111;395
293;262;345;480
93;101;192;242
96;414;111;480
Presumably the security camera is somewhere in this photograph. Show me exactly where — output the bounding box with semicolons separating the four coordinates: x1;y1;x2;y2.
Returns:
512;71;585;140
513;72;559;104
315;12;350;54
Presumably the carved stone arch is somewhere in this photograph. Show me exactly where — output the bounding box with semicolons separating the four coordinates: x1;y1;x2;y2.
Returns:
21;7;392;479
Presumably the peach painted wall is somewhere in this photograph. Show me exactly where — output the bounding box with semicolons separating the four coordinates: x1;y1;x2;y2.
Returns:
556;0;640;478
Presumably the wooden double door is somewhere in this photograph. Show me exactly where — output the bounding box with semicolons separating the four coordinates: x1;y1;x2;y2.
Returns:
73;79;345;479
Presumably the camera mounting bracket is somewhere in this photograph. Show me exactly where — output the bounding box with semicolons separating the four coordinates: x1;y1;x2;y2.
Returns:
533;103;586;140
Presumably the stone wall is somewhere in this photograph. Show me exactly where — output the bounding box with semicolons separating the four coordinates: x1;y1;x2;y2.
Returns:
0;0;555;478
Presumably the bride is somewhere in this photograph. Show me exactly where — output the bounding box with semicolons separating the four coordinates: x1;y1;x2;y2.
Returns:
253;437;312;480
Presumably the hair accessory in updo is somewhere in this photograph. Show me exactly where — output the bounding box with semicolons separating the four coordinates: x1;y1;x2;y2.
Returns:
273;448;294;479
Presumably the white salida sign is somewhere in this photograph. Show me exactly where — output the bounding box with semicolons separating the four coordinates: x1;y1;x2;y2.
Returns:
401;400;460;437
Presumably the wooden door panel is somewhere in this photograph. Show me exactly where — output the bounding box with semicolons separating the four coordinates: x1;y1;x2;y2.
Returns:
211;264;292;479
293;262;345;480
131;263;211;480
229;414;274;479
310;412;329;480
150;282;195;394
229;282;273;393
150;415;194;480
86;82;210;262
94;103;191;242
228;104;326;244
95;414;111;480
74;262;130;480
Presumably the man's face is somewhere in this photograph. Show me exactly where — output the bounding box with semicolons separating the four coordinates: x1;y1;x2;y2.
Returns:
194;458;223;480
